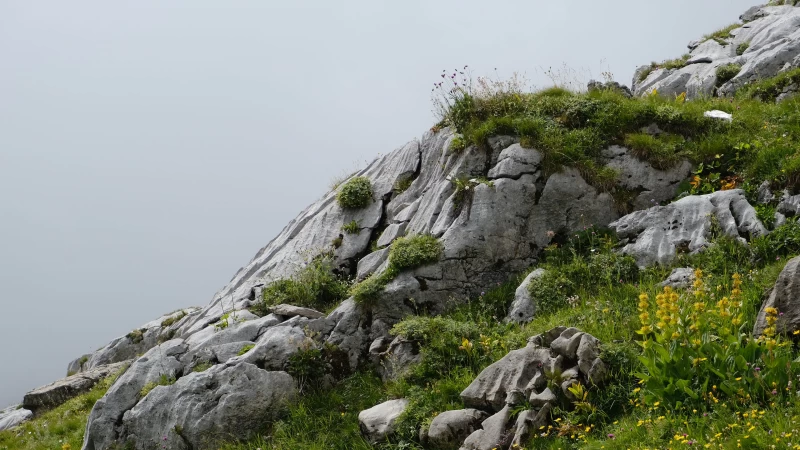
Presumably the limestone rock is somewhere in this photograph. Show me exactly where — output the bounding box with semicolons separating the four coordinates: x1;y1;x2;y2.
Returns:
358;399;409;443
528;387;556;408
23;361;130;414
509;404;551;448
506;269;546;323
377;337;421;381
611;189;766;267
119;364;296;450
426;409;488;450
270;304;325;319
602;146;693;210
356;248;390;281
755;256;800;336
660;267;696;289
486;144;542;180
0;405;32;431
634;6;800;99
376;222;407;248
459;405;512;450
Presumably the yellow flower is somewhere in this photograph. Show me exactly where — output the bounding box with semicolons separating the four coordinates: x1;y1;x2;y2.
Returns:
62;445;72;450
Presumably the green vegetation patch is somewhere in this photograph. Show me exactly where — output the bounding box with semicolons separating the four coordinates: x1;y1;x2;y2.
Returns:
254;256;349;314
739;67;800;102
715;63;742;87
336;176;373;209
139;373;176;398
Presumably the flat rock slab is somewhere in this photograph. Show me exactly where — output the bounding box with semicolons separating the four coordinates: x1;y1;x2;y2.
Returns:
270;304;325;319
23;360;130;414
0;405;32;431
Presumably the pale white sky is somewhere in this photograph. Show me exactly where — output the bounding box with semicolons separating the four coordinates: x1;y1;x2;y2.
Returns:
0;0;758;407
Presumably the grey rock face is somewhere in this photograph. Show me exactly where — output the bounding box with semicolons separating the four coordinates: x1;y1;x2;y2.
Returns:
0;405;32;431
634;6;800;99
83;340;188;450
459;405;512;450
602;146;693;210
755;256;800;336
661;267;696;289
356;247;389;281
120;364;295;450
270;304;325;319
611;189;766;267
23;361;130;414
778;190;800;217
376;222;407;248
425;409;488;450
358;398;409;444
376;337;421;381
507;269;546;323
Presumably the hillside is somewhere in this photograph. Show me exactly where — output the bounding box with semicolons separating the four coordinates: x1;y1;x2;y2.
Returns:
6;2;800;449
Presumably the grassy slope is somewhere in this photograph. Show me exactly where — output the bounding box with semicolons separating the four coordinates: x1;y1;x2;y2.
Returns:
9;75;800;449
0;367;126;450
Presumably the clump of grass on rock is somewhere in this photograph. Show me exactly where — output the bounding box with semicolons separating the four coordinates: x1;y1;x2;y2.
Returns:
336;176;372;209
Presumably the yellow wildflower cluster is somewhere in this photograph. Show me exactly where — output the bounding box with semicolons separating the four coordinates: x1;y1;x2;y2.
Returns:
758;306;780;351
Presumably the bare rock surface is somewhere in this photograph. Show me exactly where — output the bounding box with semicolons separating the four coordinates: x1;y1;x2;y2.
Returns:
633;5;800;98
358;398;409;443
425;408;488;450
755;255;800;336
23;361;130;414
0;405;32;431
610;189;766;267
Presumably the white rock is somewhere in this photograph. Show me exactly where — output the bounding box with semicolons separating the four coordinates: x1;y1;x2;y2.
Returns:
358;399;409;443
704;110;733;122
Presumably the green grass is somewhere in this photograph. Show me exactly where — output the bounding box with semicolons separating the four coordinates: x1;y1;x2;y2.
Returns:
702;23;741;45
0;365;127;450
254;256;349;314
739;67;800;102
716;63;742;87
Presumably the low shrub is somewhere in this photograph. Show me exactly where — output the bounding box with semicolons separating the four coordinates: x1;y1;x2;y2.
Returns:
715;63;742;87
255;256;349;313
736;42;750;55
237;343;255;356
388;234;443;271
336;176;373;209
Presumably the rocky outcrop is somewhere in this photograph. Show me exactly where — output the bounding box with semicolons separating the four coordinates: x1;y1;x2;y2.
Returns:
0;405;32;432
449;327;606;450
23;361;130;415
660;267;696;289
68;308;200;374
358;398;409;443
506;268;546;323
610;189;766;267
633;5;800;98
755;255;800;336
120;364;295;450
423;409;488;450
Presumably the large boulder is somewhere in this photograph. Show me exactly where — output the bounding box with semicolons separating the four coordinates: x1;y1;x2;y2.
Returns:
610;189;766;267
633;5;800;98
358;398;409;444
119;364;295;450
755;255;800;336
0;405;32;431
506;269;546;323
424;409;488;450
23;361;130;414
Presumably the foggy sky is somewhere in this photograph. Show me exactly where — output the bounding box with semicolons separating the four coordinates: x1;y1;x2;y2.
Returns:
0;0;758;408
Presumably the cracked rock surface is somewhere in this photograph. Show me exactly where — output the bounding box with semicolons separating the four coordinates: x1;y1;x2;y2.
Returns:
633;5;800;99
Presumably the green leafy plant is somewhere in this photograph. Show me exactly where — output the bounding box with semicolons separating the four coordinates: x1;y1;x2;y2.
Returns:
255;256;349;313
214;313;231;330
449;135;467;152
624;132;687;169
336;176;373;209
634;271;799;410
736;42;750;55
237;344;256;356
715;64;742;87
388;234;443;271
341;220;360;234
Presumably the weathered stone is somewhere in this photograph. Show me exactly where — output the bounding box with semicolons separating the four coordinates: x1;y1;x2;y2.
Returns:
377;222;407;248
461;345;554;412
326;298;371;371
0;405;32;431
510;403;551;448
358;399;409;443
550;327;585;360
506;269;546;323
270;304;325;319
459;405;512;450
425;409;488;450
757;181;775;204
661;267;696;289
611;189;766;267
528;387;557;408
576;334;602;377
121;364;296;450
23;361;130;414
377;337;421;381
486;144;542;180
602;146;693;210
356;248;390;281
755;256;800;336
83;340;188;450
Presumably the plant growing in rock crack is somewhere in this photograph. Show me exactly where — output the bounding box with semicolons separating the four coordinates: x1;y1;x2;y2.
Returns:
350;234;443;305
237;343;255;356
447;175;493;212
715;63;742;87
127;329;145;344
341;220;360;234
336;176;373;209
139;374;176;398
253;255;349;314
160;311;186;328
